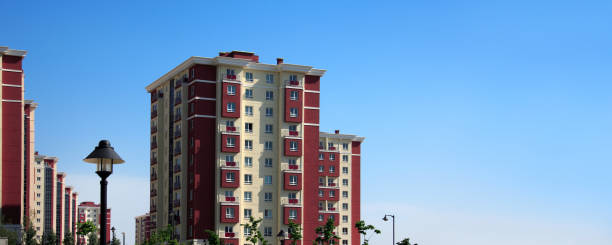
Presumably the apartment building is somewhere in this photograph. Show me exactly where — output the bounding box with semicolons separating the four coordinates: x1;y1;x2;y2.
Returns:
135;213;152;245
145;51;363;245
78;202;111;244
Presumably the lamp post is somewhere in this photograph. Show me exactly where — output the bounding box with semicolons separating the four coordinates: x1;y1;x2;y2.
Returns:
383;214;395;245
84;140;124;245
276;229;287;245
122;232;125;245
111;227;116;243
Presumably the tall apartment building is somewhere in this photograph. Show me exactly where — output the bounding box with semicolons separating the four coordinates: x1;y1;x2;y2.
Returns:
78;202;111;244
0;46;28;231
145;51;363;245
134;213;152;245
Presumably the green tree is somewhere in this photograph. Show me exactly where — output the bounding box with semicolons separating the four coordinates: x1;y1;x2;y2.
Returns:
242;216;268;245
63;232;74;245
314;218;340;245
142;225;177;245
86;233;98;245
23;216;39;245
111;237;121;245
396;238;417;245
0;225;19;245
77;221;97;245
287;220;302;245
203;230;220;245
42;232;57;245
354;220;380;245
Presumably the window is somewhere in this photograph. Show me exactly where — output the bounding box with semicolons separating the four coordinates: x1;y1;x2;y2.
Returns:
343;240;348;245
245;106;253;116
343;179;349;186
290;141;298;151
265;124;273;133
343;191;349;198
244;226;251;236
245;123;253;133
245;140;253;150
224;226;233;233
226;137;235;148
343;143;349;150
225;155;234;163
342;228;348;235
264;176;273;185
246;72;253;81
289;125;297;132
289;210;297;220
266;74;274;83
318;165;324;172
244;209;252;219
225;207;235;218
290;108;298;117
288;193;297;199
225;190;234;197
329;190;336;197
264;158;273;167
264;209;272;219
318;214;324;221
244;192;252;202
342;155;349;162
245;89;253;98
245;174;253;184
318;190;324;197
226;120;235;127
330;154;335;161
289;74;298;81
226;172;235;182
264;227;272;237
264;192;273;201
319;153;324;160
244;157;253;167
329;166;335;173
190;86;195;97
342;203;349;210
227;103;235;113
288;158;297;166
227;85;236;95
328;203;334;211
266;91;274;100
226;69;235;76
342;215;348;223
319;141;324;149
319;177;325;186
264;141;273;151
290;91;299;100
328;178;334;186
289;175;298;185
328;142;334;149
265;107;273;117
342;167;349;174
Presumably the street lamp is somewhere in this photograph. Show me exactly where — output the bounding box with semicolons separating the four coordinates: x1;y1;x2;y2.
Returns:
84;140;124;245
111;227;116;242
276;229;288;245
383;214;395;245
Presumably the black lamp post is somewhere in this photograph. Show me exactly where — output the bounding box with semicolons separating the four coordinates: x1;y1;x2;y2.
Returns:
84;140;124;245
383;214;395;245
111;227;116;243
276;229;287;245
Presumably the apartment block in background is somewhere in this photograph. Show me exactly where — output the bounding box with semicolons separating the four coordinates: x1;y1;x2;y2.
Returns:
78;202;111;245
145;51;363;245
135;213;152;245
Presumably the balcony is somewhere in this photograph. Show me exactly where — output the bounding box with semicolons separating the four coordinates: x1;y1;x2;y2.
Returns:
329;146;337;151
219;125;240;135
151;110;157;119
289;164;299;170
174;113;181;122
150;189;157;197
222;73;241;82
282;129;301;138
151;126;157;134
174;147;181;155
175;97;181;106
173;182;181;190
151;173;157;181
151;142;157;149
281;198;301;206
221;160;238;167
174;130;181;138
150;206;156;213
173;200;180;207
220;196;240;203
151;158;157;165
174;164;181;173
285;80;302;87
224;232;235;238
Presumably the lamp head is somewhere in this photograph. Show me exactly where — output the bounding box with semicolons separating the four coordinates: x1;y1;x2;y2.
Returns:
277;229;287;240
383;216;388;221
84;140;124;175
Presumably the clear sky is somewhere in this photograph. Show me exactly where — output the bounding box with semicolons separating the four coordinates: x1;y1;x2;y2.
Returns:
3;1;612;244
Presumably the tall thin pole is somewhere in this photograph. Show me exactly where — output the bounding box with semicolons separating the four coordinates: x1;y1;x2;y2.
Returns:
100;175;109;245
392;215;395;245
122;232;125;245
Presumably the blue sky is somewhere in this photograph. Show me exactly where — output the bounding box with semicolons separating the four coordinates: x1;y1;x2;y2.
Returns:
3;1;612;244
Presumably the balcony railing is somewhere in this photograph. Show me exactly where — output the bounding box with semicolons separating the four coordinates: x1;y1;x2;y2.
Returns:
173;200;180;207
151;173;157;181
222;73;241;81
174;130;181;138
173;182;181;190
175;97;181;105
151;111;157;118
151;127;157;134
289;164;299;170
221;160;238;167
224;232;235;238
174;113;181;122
151;158;157;165
150;206;156;212
282;129;301;137
284;80;302;87
174;164;181;173
174;147;181;155
219;125;240;134
151;143;157;149
282;163;301;171
220;196;240;203
329;146;337;151
281;198;301;206
150;189;157;197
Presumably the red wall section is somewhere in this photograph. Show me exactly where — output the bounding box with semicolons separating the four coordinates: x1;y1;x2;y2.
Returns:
220;169;240;188
2;86;21;101
221;134;240;153
2;71;23;85
283;172;302;191
304;92;320;107
2;55;23;70
304;109;319;124
190;64;217;81
302;125;320;245
351;142;361;245
1;102;22;224
190;117;216;239
221;83;240;118
284;88;303;123
304;75;320;91
189;83;216;99
219;205;239;223
283;207;302;225
192;100;216;116
283;138;302;156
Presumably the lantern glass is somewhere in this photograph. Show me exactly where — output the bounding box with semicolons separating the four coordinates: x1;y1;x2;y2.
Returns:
96;158;114;173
